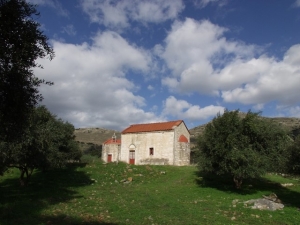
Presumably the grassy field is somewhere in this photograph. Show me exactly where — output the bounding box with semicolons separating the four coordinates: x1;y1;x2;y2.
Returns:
1;158;300;225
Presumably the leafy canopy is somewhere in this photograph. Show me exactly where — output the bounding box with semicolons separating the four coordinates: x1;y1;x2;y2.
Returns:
0;0;54;174
0;0;54;141
197;109;290;188
8;106;82;185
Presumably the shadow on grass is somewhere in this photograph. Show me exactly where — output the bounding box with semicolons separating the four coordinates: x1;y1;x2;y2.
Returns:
0;163;118;225
195;171;300;208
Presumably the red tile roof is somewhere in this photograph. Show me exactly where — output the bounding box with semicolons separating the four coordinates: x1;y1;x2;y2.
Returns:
122;120;183;134
179;135;188;143
103;138;121;145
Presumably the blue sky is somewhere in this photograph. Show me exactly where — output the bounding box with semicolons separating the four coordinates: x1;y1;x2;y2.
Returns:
29;0;300;130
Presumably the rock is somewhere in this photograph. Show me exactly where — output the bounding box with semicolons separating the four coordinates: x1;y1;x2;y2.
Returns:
232;199;239;205
134;174;143;176
281;183;294;187
262;193;282;203
244;198;284;211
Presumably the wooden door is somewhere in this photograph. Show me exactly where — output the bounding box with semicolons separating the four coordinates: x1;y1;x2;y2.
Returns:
107;154;112;163
129;150;135;165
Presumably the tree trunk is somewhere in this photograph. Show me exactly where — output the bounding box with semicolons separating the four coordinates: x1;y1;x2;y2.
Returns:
233;176;243;189
19;167;32;186
19;168;26;186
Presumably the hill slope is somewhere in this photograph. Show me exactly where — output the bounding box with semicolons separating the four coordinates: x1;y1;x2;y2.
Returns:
74;128;121;145
75;116;300;147
189;116;300;144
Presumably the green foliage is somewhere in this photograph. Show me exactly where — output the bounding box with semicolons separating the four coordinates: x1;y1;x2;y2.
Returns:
80;154;100;164
286;136;300;174
197;109;291;188
4;106;81;185
83;144;102;157
0;0;54;173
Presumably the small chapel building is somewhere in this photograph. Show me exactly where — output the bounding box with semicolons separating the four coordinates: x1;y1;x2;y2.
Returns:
102;133;121;163
102;120;190;166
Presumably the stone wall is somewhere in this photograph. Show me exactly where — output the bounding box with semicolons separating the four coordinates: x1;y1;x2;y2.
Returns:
174;122;190;166
102;143;121;163
120;131;175;165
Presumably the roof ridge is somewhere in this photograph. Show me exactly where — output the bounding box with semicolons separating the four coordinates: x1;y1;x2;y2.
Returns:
128;120;182;126
121;120;184;134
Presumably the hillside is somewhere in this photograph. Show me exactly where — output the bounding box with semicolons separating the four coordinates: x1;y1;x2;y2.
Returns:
75;115;300;147
74;127;121;145
189;115;300;144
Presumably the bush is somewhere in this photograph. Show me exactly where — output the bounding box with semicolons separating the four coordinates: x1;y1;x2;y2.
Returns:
80;154;100;164
83;144;102;157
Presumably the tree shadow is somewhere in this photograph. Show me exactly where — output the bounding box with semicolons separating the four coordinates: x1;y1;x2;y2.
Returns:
195;170;300;208
0;163;119;225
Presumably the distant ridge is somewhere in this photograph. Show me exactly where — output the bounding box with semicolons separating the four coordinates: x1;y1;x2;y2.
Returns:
75;115;300;146
74;128;121;145
189;115;300;144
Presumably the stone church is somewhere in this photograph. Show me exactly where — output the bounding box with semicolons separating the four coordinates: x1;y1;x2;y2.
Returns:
102;120;190;166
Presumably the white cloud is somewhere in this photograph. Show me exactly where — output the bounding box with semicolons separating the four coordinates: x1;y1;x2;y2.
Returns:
80;0;184;28
62;25;76;36
130;0;184;23
161;19;227;76
253;103;264;111
288;106;300;117
147;85;154;90
193;0;228;8
163;96;224;120
294;0;300;7
222;45;300;105
159;18;300;107
27;0;48;4
35;31;158;130
160;18;257;93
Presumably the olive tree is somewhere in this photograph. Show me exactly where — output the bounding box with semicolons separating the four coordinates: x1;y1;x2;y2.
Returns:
0;0;54;173
9;106;81;186
197;110;290;189
286;136;300;174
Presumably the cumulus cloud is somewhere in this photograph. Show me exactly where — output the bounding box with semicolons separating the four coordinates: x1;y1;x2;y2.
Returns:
160;18;256;93
159;18;300;108
222;45;300;105
163;96;224;120
80;0;184;28
35;31;158;130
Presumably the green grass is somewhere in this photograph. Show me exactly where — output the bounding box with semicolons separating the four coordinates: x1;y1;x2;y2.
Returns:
1;159;300;225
